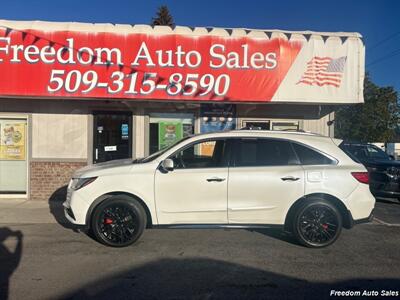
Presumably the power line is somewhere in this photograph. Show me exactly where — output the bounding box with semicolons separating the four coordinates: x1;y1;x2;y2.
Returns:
369;31;400;51
367;48;400;67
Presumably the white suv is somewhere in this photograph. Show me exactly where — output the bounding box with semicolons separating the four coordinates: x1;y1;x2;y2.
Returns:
63;130;375;248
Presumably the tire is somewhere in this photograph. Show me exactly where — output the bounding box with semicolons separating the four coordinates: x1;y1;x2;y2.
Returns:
292;199;342;248
91;195;146;247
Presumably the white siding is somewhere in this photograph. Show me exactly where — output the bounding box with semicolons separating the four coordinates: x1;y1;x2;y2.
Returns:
32;114;87;159
302;113;334;137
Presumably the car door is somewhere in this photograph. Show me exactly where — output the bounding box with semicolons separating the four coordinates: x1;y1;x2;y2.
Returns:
155;138;230;224
228;138;304;224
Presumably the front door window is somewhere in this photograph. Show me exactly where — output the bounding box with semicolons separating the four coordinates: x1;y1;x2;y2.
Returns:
170;139;228;169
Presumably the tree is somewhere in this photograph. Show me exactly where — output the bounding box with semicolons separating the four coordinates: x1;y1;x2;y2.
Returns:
335;74;399;142
151;5;175;27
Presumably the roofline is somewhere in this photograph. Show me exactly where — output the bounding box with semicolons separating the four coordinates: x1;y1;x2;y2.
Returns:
0;19;363;39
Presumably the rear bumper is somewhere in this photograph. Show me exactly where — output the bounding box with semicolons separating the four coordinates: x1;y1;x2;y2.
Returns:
347;209;374;228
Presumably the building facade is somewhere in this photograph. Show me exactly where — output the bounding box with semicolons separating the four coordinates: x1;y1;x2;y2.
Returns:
0;20;364;201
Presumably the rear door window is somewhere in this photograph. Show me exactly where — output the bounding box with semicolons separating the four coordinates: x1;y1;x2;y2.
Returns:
292;143;336;165
233;138;299;167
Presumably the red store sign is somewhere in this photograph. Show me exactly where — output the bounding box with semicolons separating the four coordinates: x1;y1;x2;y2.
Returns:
0;22;365;103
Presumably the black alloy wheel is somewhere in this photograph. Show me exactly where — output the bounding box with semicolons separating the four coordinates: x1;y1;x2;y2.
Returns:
91;196;146;247
293;199;342;248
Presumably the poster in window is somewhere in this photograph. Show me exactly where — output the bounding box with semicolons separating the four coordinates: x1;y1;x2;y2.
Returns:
200;104;236;133
158;122;183;150
200;104;235;155
0;122;26;160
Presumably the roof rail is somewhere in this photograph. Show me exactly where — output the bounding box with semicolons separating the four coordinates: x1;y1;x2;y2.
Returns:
238;126;317;134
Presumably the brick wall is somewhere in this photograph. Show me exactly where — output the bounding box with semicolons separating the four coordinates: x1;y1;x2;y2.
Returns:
30;161;86;201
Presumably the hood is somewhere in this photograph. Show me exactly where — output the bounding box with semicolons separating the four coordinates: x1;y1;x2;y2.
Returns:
73;158;135;178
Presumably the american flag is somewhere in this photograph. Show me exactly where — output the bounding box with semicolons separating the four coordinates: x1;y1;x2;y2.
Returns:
297;56;347;88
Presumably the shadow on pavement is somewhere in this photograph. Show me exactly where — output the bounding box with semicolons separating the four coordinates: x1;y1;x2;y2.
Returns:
48;185;79;231
374;197;400;224
246;228;299;246
0;227;23;300
59;257;400;300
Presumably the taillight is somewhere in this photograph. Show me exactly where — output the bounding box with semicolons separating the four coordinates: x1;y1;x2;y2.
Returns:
351;172;369;184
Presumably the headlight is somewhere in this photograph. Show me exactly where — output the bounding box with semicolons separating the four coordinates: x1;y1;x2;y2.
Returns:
70;177;97;191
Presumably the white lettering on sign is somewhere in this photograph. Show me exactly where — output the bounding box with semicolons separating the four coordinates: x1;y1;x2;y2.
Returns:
131;42;156;67
0;37;280;98
210;43;277;69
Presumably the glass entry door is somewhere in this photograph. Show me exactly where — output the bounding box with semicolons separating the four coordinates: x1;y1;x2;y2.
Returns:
93;113;132;163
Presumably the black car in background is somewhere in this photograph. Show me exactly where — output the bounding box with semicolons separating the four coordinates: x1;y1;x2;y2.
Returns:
340;142;400;201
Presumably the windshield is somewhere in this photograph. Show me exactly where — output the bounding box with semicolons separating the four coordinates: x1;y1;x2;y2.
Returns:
137;136;192;163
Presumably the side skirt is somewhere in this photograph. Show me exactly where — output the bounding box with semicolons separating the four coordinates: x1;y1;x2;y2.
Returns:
151;224;285;230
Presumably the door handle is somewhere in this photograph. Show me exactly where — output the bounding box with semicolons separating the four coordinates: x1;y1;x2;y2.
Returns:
281;176;300;181
207;177;226;182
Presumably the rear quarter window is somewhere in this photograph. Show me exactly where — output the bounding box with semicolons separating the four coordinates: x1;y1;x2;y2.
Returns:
338;143;362;163
292;142;336;165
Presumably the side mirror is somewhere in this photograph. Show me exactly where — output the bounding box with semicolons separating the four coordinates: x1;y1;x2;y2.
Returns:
389;155;395;160
161;158;174;171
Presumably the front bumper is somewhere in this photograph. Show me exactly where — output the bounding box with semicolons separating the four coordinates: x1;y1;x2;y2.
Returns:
370;188;400;199
62;186;90;226
370;171;400;198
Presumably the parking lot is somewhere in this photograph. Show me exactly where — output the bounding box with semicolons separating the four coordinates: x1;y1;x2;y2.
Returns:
0;198;399;300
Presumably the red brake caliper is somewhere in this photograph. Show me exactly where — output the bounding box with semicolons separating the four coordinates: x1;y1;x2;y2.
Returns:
104;218;113;225
322;224;328;230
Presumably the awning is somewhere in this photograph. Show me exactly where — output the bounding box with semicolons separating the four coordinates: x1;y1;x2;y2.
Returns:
0;19;364;104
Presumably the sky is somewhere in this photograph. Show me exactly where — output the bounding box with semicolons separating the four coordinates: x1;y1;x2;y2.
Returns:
1;0;399;93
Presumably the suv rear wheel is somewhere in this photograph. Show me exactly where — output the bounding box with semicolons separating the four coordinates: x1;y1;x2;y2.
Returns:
292;199;342;248
91;195;146;247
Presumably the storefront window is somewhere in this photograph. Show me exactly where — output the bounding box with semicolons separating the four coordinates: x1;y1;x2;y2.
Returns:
149;113;194;154
271;121;299;131
241;120;270;130
200;104;236;133
0;118;27;194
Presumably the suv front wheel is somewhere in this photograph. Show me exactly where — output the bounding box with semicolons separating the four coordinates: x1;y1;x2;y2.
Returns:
292;199;342;248
91;195;146;247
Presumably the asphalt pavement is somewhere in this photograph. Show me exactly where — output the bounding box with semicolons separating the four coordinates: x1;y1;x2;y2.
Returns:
0;198;399;300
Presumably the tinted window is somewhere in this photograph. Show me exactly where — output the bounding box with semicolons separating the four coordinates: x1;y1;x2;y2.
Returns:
366;145;390;160
292;143;335;165
234;139;298;167
340;144;390;161
169;139;227;169
339;143;361;163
